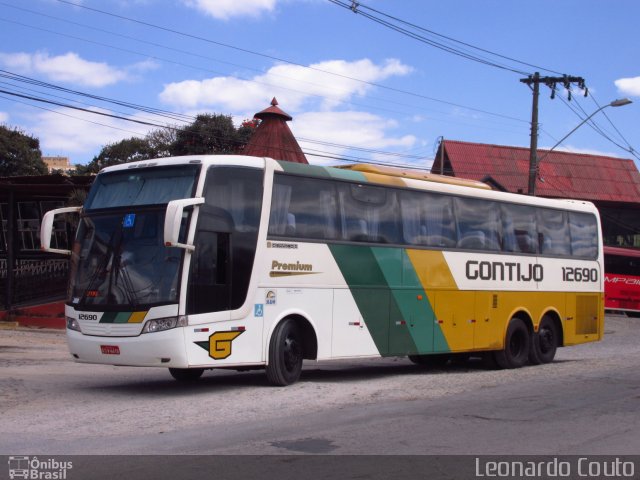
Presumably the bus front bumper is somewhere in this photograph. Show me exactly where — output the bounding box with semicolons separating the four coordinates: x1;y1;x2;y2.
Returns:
66;328;189;368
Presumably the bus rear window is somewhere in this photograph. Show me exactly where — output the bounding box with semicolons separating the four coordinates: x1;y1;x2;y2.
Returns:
569;211;598;258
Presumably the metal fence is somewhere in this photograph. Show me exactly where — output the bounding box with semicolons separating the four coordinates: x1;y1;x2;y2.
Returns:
0;256;69;309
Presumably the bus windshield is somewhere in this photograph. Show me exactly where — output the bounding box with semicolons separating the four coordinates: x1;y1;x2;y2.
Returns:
69;165;199;308
69;210;185;308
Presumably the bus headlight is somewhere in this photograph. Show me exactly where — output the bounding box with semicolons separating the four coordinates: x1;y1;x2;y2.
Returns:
66;316;81;332
142;316;188;334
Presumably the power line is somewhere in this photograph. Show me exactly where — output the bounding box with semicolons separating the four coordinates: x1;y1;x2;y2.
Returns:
587;94;639;161
329;0;557;76
34;0;528;124
0;15;530;128
0;79;186;129
344;1;564;76
557;94;639;160
0;94;150;137
0;70;193;123
328;0;526;75
0;74;441;166
0;88;173;129
4;79;541;175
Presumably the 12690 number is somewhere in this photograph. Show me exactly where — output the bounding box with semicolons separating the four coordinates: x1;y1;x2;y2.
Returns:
562;266;598;282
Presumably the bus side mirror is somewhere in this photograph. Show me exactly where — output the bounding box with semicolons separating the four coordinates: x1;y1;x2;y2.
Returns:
164;198;205;251
40;206;82;255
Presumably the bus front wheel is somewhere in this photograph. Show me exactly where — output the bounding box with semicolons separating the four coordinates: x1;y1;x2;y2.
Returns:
169;367;204;382
494;317;530;369
266;319;303;386
529;315;558;365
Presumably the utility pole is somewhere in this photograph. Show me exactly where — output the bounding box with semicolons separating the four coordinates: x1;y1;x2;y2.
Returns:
524;72;540;196
520;73;586;196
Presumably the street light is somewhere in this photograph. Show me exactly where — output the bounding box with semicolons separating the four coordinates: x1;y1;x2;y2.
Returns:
528;97;633;195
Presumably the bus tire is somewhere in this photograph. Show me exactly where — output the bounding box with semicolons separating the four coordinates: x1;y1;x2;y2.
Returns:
494;317;530;369
266;319;303;386
169;367;204;382
408;353;450;367
529;315;558;365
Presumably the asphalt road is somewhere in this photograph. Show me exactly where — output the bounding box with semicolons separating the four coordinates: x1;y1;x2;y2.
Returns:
1;314;639;456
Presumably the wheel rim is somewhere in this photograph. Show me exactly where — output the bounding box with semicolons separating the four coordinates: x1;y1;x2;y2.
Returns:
283;334;302;373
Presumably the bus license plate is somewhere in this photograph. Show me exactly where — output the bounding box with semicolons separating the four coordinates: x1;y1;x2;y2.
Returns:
100;345;120;355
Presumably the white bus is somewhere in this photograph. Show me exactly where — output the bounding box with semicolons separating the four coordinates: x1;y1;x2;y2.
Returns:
41;156;604;385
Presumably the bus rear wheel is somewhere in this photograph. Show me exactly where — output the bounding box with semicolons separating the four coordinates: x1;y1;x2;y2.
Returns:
494;317;530;369
266;319;303;386
169;367;204;382
529;315;558;365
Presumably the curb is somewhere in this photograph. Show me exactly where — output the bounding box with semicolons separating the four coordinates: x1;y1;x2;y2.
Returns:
0;321;19;330
1;301;66;330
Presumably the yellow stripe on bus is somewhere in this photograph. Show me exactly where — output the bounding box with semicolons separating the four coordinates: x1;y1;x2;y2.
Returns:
128;311;147;323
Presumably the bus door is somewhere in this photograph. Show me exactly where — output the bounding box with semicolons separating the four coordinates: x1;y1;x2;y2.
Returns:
187;206;233;315
184;166;264;366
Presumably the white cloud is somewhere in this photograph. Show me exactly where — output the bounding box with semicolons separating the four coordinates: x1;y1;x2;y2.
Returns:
182;0;277;20
0;112;8;124
0;51;148;88
159;58;417;166
615;76;640;97
30;108;152;161
159;58;412;112
291;110;417;165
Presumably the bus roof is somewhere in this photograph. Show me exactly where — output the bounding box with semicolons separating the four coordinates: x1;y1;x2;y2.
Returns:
336;163;492;190
99;155;599;215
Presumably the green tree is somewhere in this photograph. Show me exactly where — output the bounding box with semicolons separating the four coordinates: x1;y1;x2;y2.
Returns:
83;136;158;174
77;114;257;174
0;125;47;176
170;114;252;156
146;126;177;158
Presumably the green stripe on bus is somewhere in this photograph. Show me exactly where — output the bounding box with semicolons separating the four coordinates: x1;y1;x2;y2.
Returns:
113;312;133;323
276;161;332;177
393;249;450;353
370;247;449;354
100;312;117;323
100;312;133;323
276;161;368;183
330;244;451;356
326;168;368;182
329;244;392;354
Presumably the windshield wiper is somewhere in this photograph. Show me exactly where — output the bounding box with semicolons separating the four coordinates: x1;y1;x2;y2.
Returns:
80;223;120;305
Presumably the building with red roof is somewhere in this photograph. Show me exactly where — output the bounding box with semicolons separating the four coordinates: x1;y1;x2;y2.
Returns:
242;98;308;164
432;139;640;247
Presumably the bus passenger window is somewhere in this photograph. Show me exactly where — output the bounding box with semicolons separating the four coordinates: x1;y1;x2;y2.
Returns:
340;184;401;244
455;197;500;251
268;175;339;240
569;212;598;258
500;204;538;254
537;208;570;256
399;191;456;248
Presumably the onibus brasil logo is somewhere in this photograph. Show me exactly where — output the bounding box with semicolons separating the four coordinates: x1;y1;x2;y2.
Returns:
8;456;72;479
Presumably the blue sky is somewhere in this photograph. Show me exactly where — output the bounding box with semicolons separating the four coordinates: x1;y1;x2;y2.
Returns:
0;0;638;170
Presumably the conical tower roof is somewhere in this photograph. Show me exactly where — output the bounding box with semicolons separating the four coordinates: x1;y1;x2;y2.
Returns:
242;98;308;164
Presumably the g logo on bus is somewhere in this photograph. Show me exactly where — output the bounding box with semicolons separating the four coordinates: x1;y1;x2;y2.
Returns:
195;331;244;360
